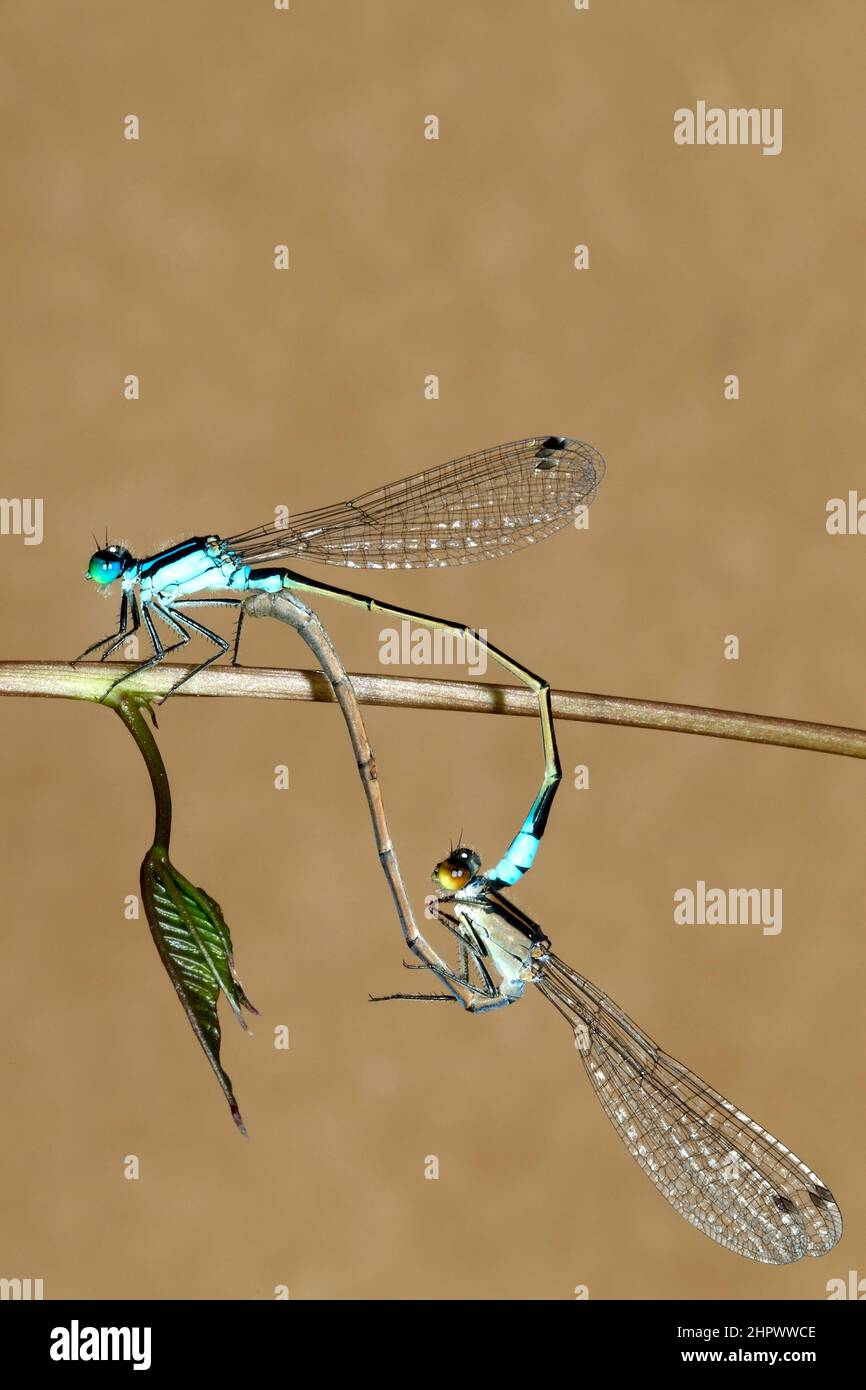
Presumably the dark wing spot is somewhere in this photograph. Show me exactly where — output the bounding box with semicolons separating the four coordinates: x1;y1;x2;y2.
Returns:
534;436;568;471
809;1186;835;1209
773;1195;799;1215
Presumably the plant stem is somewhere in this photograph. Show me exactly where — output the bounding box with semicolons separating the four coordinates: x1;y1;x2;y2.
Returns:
108;692;173;847
0;660;864;760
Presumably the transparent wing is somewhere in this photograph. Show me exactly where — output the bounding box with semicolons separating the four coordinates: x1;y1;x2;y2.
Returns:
224;435;604;570
538;953;841;1263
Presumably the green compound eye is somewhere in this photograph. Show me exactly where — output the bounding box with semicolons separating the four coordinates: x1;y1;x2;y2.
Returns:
87;549;126;584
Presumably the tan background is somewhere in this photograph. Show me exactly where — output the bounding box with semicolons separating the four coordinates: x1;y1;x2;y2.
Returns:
0;2;863;1301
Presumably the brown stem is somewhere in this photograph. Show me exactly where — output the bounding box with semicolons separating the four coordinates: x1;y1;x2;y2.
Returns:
0;660;864;760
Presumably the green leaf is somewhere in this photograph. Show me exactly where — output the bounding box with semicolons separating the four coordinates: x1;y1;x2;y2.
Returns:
141;846;257;1134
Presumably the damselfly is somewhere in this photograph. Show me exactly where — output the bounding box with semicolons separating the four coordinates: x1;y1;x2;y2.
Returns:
373;846;842;1264
80;434;605;885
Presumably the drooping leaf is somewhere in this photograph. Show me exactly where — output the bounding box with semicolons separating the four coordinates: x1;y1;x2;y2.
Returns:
141;845;257;1134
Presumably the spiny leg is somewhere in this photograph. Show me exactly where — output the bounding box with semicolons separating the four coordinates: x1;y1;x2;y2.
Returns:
102;601;190;698
231;606;247;666
178;598;245;675
370;916;498;1003
460;935;497;996
97;596;241;698
72;593;130;664
172;599;243;614
369;990;456;1002
152;602;233;701
431;907;499;996
173;597;244;675
401;946;492;1001
385;889;510;1012
370;951;465;1003
159;598;243;697
100;592;142;661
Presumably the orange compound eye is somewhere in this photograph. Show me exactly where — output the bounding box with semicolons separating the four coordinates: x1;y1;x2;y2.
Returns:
431;848;481;892
434;861;470;892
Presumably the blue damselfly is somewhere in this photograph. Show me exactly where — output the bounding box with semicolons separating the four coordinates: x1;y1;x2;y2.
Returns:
80;435;604;885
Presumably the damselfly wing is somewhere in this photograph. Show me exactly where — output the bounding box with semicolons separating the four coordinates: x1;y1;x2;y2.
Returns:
538;952;841;1264
225;435;605;569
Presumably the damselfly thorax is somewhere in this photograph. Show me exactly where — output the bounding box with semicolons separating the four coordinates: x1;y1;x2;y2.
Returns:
431;846;550;1001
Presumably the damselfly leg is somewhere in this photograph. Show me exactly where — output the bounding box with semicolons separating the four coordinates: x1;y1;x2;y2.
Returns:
72;592;139;664
155;598;243;699
100;597;241;700
370;904;500;1003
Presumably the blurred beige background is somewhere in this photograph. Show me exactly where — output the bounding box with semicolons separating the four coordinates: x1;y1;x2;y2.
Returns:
0;2;863;1300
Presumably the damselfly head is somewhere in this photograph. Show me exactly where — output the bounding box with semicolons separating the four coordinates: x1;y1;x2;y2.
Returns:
431;846;481;894
86;545;132;585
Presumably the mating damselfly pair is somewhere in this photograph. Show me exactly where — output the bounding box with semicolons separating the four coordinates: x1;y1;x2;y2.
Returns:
79;433;841;1264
